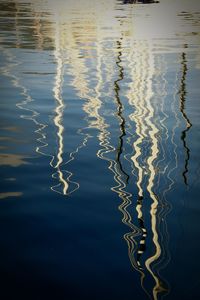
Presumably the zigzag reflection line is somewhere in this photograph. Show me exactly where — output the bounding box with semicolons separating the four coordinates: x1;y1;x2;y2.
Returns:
0;47;51;163
160;54;182;255
53;22;112;195
126;40;155;299
127;42;148;273
2;44;80;197
98;146;141;236
50;15;104;195
125;41;150;182
67;28;137;230
51;130;91;196
143;45;164;300
51;17;82;196
150;54;171;295
51;18;69;195
62;22;134;222
153;54;170;177
152;53;183;298
128;42;148;139
163;59;181;200
178;51;192;186
105;43;143;273
114;41;142;250
94;40;141;253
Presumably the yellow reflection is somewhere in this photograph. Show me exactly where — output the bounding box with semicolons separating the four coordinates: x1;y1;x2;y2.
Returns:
143;44;162;300
0;153;28;167
125;37;166;298
126;40;149;296
112;41;142;272
42;2;169;299
2;0;197;298
51;17;69;195
152;54;172;292
51;5;141;259
0;192;22;199
50;10;95;196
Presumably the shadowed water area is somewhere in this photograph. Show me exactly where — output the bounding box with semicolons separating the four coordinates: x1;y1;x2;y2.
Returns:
0;0;200;299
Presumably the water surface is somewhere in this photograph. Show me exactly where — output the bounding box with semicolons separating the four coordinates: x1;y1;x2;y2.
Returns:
0;0;200;299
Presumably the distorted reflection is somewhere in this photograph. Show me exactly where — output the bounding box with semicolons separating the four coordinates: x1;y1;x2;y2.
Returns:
0;192;22;199
122;36;168;298
0;0;199;299
0;153;28;167
178;49;192;186
51;16;69;195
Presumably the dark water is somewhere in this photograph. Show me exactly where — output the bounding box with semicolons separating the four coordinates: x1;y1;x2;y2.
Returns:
0;0;200;299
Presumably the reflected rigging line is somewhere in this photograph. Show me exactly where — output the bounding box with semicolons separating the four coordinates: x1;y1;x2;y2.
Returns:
143;45;163;300
0;46;49;163
126;39;167;299
179;50;192;186
62;19;135;221
152;54;172;297
114;40;130;183
95;37;140;256
2;9;79;197
110;39;141;270
0;4;56;169
52;24;68;194
126;40;150;296
51;17;79;196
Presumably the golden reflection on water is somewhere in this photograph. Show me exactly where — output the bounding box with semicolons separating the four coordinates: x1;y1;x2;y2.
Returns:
50;12;87;196
0;153;28;167
142;45;162;300
51;16;69;195
1;0;199;298
124;36;170;298
56;9;167;297
0;192;23;199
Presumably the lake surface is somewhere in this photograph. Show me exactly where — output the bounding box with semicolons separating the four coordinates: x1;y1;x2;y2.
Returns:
0;0;200;299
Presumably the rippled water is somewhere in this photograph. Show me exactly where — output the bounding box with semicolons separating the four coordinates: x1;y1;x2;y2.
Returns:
0;0;200;299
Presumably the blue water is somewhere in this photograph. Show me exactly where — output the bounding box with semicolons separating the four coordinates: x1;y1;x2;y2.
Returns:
0;0;200;299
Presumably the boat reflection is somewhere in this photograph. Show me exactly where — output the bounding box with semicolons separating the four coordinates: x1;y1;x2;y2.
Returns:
123;0;159;4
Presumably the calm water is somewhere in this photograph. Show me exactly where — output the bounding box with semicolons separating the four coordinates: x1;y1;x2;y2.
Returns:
0;0;200;299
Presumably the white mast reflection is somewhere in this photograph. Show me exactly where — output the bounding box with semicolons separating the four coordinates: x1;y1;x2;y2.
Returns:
51;15;69;195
